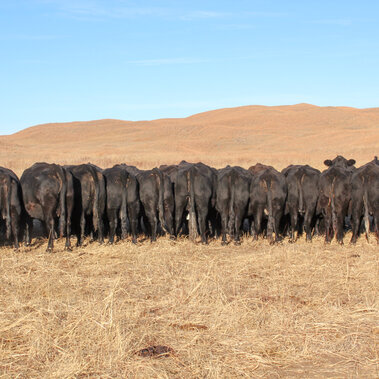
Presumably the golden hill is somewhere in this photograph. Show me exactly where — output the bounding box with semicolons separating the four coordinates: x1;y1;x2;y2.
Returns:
1;103;378;176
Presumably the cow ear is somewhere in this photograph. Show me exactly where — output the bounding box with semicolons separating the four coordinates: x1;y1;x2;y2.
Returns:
347;159;356;166
324;160;332;167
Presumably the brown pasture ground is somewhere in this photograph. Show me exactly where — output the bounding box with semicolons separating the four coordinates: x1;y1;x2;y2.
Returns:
0;236;378;378
0;104;378;377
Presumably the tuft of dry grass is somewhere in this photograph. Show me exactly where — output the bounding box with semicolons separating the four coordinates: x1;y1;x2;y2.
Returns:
0;233;378;378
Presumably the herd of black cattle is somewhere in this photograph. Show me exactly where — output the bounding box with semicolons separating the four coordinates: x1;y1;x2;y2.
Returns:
0;155;378;251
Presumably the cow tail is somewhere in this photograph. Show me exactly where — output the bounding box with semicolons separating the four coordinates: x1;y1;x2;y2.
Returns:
228;171;236;236
211;172;217;208
91;168;100;233
362;177;370;240
58;167;67;237
153;168;165;231
4;175;12;240
266;179;274;237
298;173;306;215
330;177;337;235
123;175;129;228
187;167;197;241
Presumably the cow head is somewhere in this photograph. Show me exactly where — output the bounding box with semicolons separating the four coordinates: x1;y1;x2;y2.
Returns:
248;163;272;174
324;155;356;169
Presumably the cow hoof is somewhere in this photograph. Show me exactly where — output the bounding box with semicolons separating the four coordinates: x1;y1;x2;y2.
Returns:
269;240;275;246
288;239;295;244
169;235;176;241
65;246;72;252
46;247;53;253
132;239;138;245
221;241;227;246
234;241;241;246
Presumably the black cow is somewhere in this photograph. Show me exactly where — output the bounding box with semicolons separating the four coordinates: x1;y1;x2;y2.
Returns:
159;164;179;187
20;162;73;251
65;164;106;245
0;167;23;249
317;156;356;244
216;166;251;245
103;164;140;244
248;164;287;244
174;161;217;243
136;168;175;241
350;161;379;244
324;155;356;171
281;165;320;242
87;163;107;241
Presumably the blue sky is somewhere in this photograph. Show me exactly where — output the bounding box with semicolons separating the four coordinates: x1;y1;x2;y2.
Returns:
1;0;378;134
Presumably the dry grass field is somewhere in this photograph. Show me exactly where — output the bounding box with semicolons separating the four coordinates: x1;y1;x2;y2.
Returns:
0;104;378;378
0;236;378;378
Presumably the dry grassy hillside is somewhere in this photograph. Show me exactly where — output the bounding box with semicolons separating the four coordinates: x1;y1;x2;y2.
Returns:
1;103;378;175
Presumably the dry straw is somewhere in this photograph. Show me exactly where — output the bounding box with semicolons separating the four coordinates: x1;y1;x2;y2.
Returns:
0;233;378;378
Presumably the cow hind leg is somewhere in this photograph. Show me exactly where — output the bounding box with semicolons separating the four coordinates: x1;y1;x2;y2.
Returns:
373;211;379;244
336;212;345;245
97;217;104;245
234;207;245;245
175;199;186;237
77;211;85;246
24;217;33;246
197;206;208;245
324;211;333;243
350;209;362;245
146;210;157;242
220;210;228;245
128;203;139;244
304;210;314;242
63;211;72;251
289;210;298;243
65;219;71;251
253;208;263;241
45;214;55;252
273;212;282;243
108;208;117;244
11;212;20;250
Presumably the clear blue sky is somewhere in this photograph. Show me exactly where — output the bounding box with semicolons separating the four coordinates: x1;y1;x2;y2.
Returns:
1;0;378;134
